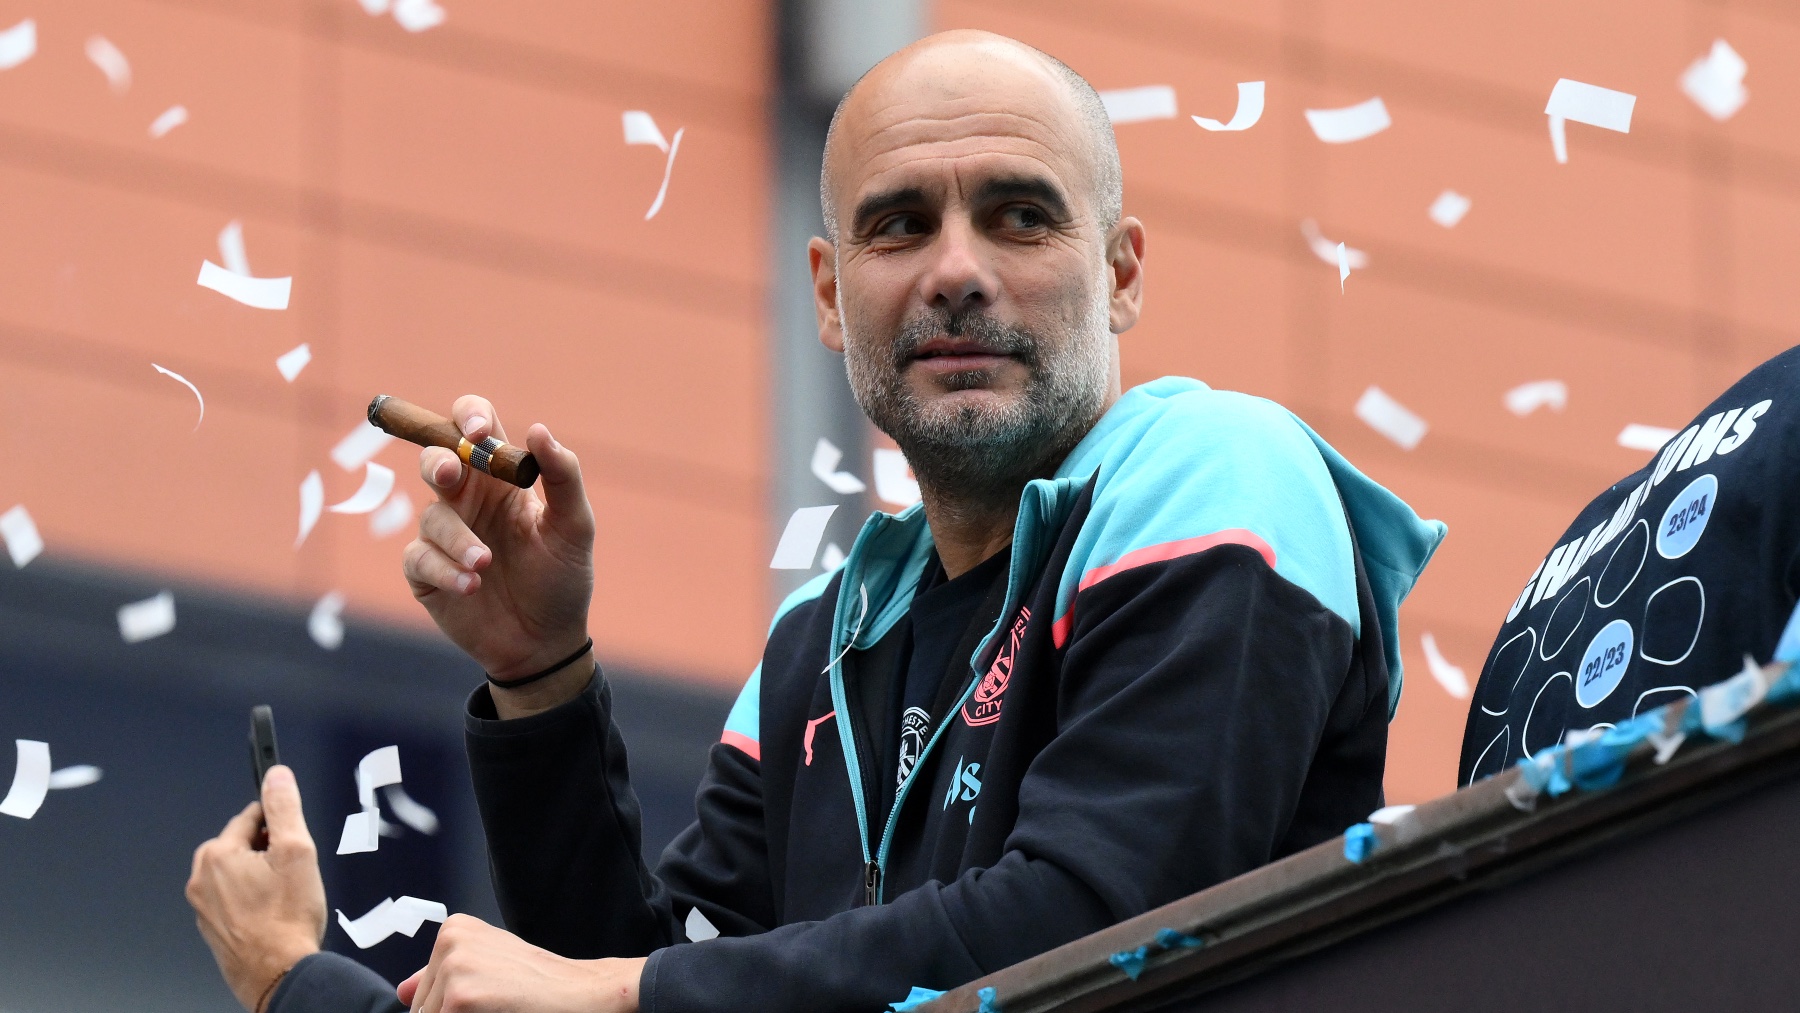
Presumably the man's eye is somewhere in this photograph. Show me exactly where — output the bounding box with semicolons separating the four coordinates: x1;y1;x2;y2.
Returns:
876;214;927;238
1000;206;1046;230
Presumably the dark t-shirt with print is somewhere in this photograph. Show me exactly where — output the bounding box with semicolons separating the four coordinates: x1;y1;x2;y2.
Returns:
1459;346;1800;786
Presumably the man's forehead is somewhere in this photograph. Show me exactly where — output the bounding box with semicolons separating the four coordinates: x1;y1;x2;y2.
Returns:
830;38;1094;215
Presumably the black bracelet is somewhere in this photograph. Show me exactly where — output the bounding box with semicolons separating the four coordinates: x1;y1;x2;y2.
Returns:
487;638;594;690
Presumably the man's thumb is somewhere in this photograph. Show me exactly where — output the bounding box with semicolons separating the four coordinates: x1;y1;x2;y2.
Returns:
261;765;314;850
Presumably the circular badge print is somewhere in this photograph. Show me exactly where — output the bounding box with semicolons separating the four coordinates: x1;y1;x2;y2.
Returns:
1576;619;1634;708
1656;473;1717;559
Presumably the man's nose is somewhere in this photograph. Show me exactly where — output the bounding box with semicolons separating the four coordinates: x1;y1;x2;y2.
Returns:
919;219;1000;313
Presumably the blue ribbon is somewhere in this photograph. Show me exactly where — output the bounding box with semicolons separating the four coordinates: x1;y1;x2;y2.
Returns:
889;986;946;1011
1108;928;1205;981
977;986;1000;1013
1343;822;1377;863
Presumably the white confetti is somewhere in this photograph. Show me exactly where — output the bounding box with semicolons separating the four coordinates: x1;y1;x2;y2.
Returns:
1300;220;1368;272
197;260;291;310
0;19;35;71
392;0;446;32
337;746;404;855
369;490;414;539
276;343;312;382
152;363;204;430
1336;242;1349;292
359;0;392;13
1368;803;1417;825
685;907;720;942
1099;85;1177;125
118;591;175;643
1191;82;1264;131
1421;632;1470;699
1428;190;1471;229
1681;39;1747;122
308;591;346;650
297;470;324;547
1355;386;1427;450
820;542;846;573
622;111;669;153
1617;423;1677;452
1504;380;1568;416
0;740;50;819
0;505;43;568
336;896;447;949
329;463;396;515
770;506;836;570
47;765;101;790
1304;97;1390;143
148;105;188;138
872;449;921;508
1545;79;1635;164
644;128;683;220
217;220;251;276
810;438;866;495
331;421;395;471
383;784;439;835
84;35;129;93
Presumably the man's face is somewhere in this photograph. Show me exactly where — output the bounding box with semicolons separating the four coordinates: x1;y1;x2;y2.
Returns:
811;43;1140;499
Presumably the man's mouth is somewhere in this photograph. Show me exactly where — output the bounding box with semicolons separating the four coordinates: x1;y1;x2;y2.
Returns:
907;338;1016;374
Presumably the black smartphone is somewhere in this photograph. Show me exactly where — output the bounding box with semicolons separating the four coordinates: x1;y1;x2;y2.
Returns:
249;705;280;796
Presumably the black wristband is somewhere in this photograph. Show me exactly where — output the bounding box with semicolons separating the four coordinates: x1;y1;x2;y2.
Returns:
486;638;594;690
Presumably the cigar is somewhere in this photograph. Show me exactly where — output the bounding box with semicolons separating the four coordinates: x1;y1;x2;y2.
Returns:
366;395;541;488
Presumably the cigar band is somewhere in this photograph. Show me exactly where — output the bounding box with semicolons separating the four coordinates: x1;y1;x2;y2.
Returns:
459;436;504;475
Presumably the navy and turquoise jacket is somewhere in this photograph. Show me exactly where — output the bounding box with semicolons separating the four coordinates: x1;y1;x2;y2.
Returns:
271;377;1444;1013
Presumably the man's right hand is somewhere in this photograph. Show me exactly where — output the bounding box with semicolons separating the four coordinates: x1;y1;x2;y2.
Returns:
403;395;596;696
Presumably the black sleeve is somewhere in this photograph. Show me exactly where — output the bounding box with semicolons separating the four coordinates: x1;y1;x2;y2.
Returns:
266;952;404;1013
640;547;1365;1013
463;667;774;958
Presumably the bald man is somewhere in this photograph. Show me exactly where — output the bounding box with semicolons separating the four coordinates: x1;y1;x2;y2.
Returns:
187;30;1443;1013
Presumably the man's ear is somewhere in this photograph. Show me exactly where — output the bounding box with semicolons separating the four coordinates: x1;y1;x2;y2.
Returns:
1106;217;1146;335
809;236;845;353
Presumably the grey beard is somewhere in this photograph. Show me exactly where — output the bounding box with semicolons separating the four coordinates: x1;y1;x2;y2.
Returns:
843;298;1111;509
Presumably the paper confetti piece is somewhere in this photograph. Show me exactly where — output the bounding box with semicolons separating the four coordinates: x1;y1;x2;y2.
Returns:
644;128;683;220
383;784;438;834
309;591;345;650
1421;632;1470;699
0;505;43;568
359;0;392;13
0;19;35;70
152;363;204;430
118;591;175;643
297;471;324;547
1100;85;1177;125
1428;190;1471;228
331;421;394;471
1355;386;1427;450
337;746;404;854
820;542;846;573
1618;423;1676;451
622;111;669;152
770;506;837;570
686;908;720;942
218;220;250;276
47;765;101;790
1336;242;1349;292
392;0;446;32
197;260;291;310
1545;79;1635;164
872;449;921;508
1191;82;1263;131
148;105;188;138
0;741;50;818
1682;40;1747;122
1299;220;1368;272
369;490;414;539
276;343;311;382
1304;97;1390;143
811;438;866;495
1504;379;1567;416
337;896;447;949
1368;803;1416;826
84;35;129;93
329;463;396;515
